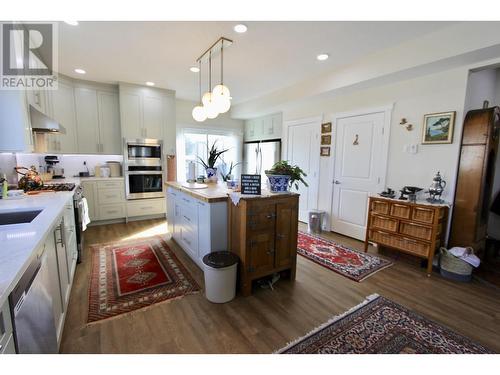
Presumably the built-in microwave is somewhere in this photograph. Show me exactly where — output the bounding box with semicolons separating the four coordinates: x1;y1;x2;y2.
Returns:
124;139;165;199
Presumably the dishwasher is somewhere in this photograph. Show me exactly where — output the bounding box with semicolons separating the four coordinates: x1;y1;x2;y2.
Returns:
9;247;58;354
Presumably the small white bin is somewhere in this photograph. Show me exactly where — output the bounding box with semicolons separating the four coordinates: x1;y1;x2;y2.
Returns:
202;251;239;303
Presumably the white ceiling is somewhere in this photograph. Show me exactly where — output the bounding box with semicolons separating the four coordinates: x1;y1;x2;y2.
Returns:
58;21;456;104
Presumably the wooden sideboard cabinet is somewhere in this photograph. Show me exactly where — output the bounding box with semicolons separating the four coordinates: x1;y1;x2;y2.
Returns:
364;196;449;276
228;194;299;296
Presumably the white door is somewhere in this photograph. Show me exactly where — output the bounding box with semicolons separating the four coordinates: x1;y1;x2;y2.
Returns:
331;111;388;240
286;118;321;222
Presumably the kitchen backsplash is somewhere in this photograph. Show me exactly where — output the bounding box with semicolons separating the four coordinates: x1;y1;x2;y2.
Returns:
0;153;17;185
13;153;123;180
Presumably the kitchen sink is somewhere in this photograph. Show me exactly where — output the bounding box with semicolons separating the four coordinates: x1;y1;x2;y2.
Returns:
0;210;43;225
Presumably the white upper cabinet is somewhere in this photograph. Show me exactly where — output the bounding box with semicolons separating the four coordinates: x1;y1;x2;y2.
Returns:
75;87;100;154
0;90;32;152
119;83;175;147
49;80;78;153
244;113;282;141
142;95;163;139
119;91;142;139
97;91;121;154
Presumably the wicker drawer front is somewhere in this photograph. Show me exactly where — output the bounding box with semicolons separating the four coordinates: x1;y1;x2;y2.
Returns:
371;214;398;232
371;200;390;215
400;237;430;257
369;230;403;248
399;222;433;241
390;203;411;219
412;206;435;223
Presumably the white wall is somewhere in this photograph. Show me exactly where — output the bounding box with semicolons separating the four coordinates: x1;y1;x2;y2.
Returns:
281;68;469;230
463;69;498;113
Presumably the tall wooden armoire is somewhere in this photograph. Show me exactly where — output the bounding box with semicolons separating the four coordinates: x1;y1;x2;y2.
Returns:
449;107;500;256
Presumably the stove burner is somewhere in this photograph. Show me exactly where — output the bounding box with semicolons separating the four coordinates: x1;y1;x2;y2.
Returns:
27;183;76;192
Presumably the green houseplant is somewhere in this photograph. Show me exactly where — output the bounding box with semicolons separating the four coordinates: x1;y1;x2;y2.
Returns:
197;141;228;182
265;160;308;192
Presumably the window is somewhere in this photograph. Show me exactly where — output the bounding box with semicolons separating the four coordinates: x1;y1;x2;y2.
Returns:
177;129;242;182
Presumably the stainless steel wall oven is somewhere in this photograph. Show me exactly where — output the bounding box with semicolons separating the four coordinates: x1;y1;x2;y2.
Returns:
124;139;165;200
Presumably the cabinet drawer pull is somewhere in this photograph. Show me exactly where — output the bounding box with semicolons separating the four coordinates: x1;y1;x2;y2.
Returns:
266;213;276;219
183;215;191;222
107;210;118;214
183;238;191;245
266;249;275;255
402;237;419;244
276;233;286;239
141;206;154;210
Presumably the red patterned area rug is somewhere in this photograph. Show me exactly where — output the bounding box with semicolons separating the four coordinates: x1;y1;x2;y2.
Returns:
298;231;392;282
88;236;200;323
277;294;492;354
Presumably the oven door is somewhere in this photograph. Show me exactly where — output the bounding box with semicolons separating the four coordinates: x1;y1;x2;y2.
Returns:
126;171;164;199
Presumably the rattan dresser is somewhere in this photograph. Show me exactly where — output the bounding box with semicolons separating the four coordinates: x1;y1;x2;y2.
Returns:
364;196;449;276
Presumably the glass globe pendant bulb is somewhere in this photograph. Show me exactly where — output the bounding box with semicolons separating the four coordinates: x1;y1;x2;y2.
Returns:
215;97;231;114
212;84;230;98
205;102;219;119
192;105;207;122
202;92;213;106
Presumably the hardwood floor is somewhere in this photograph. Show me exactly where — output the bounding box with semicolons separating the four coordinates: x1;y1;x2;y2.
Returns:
60;219;500;353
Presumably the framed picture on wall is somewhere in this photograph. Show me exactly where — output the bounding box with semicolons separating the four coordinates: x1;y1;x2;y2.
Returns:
321;122;332;133
422;111;456;144
320;146;330;157
321;134;331;145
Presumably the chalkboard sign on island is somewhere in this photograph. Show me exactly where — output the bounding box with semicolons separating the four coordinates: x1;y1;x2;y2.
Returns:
240;174;261;195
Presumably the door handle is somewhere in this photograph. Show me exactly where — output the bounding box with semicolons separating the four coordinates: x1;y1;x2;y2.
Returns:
334;180;341;184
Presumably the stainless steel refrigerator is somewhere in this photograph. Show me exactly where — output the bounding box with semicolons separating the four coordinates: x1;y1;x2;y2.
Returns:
243;139;281;182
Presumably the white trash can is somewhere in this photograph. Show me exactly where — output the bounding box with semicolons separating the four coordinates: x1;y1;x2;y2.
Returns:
202;251;239;303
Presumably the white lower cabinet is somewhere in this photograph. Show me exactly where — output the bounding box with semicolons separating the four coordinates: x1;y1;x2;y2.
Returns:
0;298;15;354
82;179;165;223
166;187;227;268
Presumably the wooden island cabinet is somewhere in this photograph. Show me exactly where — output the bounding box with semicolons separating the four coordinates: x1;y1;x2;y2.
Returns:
364;196;449;276
228;194;299;296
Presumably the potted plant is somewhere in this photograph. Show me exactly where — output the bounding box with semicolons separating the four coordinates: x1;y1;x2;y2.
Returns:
197;141;228;183
220;160;241;188
265;160;308;192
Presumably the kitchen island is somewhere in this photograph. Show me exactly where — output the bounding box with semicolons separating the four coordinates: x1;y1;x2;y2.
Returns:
165;181;300;296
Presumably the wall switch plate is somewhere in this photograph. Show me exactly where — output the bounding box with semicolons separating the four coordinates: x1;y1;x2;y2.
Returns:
409;144;418;154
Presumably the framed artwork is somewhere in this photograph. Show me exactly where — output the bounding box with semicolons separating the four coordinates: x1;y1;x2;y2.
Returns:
321;122;332;133
321;134;331;145
422;111;456;144
320;146;330;157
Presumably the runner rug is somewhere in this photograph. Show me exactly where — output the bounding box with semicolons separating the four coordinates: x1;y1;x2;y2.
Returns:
88;236;200;323
277;294;492;354
297;231;392;282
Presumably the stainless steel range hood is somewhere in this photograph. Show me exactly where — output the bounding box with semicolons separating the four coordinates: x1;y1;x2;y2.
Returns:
30;105;66;134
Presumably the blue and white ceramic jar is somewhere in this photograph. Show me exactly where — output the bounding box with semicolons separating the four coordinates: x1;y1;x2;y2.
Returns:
266;174;291;192
206;167;218;183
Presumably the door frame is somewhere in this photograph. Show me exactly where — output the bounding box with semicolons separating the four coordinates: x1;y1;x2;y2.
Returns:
330;105;393;232
283;115;322;221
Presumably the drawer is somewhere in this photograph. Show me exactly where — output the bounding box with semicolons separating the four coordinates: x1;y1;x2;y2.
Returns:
369;230;403;248
98;188;125;204
247;200;276;215
248;211;276;232
399;221;434;241
370;199;390;215
399;237;430;257
390;203;411;219
127;198;166;217
97;180;124;190
98;204;126;220
370;214;398;232
412;206;435;224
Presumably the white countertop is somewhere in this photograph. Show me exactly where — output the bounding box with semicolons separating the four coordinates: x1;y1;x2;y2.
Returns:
0;191;75;306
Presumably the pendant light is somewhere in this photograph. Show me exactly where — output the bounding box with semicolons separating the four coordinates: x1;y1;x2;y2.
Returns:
192;37;233;122
192;60;207;122
212;39;231;114
204;51;219;119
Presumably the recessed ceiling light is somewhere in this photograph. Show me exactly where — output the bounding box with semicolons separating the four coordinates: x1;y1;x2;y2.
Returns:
74;68;86;74
145;81;155;86
234;24;248;33
190;66;200;73
316;53;329;61
64;21;79;26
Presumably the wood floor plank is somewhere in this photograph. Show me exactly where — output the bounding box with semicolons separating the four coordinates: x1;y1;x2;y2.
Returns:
59;219;500;353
